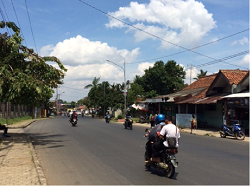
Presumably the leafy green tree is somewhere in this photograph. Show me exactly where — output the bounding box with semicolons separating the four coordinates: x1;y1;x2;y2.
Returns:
0;21;67;114
134;60;186;97
84;77;101;108
127;83;145;104
194;69;207;80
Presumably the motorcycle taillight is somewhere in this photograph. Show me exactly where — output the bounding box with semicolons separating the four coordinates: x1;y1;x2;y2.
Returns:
169;149;175;154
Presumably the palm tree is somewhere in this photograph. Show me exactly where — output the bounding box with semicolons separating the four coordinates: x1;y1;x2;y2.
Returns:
84;77;101;109
194;69;207;80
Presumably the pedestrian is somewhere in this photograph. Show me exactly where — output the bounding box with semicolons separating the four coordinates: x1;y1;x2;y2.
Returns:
190;114;197;134
0;123;10;137
150;112;155;128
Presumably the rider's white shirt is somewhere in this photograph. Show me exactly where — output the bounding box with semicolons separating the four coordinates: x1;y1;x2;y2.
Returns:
160;123;180;148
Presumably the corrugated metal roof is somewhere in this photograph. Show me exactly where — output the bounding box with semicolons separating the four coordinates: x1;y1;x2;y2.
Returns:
176;94;227;104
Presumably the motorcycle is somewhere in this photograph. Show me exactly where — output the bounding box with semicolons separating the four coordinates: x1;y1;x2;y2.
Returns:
105;114;111;123
124;116;133;130
70;116;78;126
139;115;149;123
220;123;245;140
144;131;178;178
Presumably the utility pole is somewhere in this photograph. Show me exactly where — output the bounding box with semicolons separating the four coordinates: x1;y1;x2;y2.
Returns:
187;64;193;84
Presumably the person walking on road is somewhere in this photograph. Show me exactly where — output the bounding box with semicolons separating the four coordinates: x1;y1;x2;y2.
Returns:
190;114;197;134
149;112;155;128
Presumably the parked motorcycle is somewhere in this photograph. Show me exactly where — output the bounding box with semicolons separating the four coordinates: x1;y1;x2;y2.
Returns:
124;116;133;130
139;115;149;123
70;116;78;126
144;140;178;178
105;114;111;123
220;123;245;140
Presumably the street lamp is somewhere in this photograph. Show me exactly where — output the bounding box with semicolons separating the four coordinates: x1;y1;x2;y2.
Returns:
106;59;126;113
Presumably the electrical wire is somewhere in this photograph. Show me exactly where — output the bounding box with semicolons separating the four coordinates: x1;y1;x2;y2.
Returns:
0;3;12;36
77;0;249;69
129;29;249;64
24;0;38;54
11;0;28;47
193;50;249;69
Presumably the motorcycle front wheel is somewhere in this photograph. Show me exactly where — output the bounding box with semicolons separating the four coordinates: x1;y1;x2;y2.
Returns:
220;130;226;138
164;162;175;178
236;131;245;140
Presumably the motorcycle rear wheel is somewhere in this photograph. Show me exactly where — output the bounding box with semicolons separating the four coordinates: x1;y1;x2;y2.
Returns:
144;152;151;169
164;162;175;178
236;131;245;140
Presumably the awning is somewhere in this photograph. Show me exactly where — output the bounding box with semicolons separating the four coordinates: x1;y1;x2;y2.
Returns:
222;92;250;98
131;103;148;111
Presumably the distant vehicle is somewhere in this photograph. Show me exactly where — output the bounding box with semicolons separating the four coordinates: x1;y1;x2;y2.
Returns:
85;110;89;115
76;110;81;115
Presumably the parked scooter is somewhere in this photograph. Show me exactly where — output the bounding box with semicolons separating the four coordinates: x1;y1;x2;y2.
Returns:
139;115;149;123
124;116;133;130
220;123;245;140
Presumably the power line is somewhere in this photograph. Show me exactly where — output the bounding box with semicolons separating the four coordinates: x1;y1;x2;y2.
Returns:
129;29;249;64
78;0;248;68
24;0;38;54
10;0;28;47
194;50;249;69
0;2;12;36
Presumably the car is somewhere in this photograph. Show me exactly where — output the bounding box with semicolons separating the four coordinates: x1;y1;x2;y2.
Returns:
76;110;81;116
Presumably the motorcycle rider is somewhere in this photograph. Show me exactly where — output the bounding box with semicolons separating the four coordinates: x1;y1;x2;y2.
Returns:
69;110;78;122
159;116;180;152
105;112;110;123
145;114;166;162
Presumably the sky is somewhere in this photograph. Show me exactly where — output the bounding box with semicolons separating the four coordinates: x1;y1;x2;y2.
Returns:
1;0;249;102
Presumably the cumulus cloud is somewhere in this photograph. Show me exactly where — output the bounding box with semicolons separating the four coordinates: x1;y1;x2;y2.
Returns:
42;35;140;67
231;37;249;46
239;54;249;65
106;0;216;49
41;35;140;89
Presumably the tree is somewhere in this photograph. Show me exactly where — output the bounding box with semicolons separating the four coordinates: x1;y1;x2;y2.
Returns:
127;83;145;104
84;77;101;108
134;60;186;97
0;21;67;113
194;69;207;80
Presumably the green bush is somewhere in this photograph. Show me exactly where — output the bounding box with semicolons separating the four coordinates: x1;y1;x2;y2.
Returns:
117;115;123;119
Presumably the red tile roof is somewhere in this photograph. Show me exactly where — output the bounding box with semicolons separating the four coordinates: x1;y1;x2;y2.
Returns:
176;69;249;103
183;74;217;91
220;69;249;85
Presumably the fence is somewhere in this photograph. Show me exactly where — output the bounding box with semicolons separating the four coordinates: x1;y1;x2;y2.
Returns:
0;102;33;119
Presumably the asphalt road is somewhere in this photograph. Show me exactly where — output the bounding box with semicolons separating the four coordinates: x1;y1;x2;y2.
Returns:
24;116;249;185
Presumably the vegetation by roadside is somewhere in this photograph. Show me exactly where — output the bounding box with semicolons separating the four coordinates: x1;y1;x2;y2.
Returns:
0;116;32;125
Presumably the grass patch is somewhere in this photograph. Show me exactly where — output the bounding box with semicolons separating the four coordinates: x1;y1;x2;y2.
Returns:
0;116;32;125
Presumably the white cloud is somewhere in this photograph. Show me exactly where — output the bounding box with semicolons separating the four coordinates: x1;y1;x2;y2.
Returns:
42;35;140;97
231;37;249;46
106;0;216;49
45;35;140;67
40;44;54;56
239;54;249;65
137;62;155;74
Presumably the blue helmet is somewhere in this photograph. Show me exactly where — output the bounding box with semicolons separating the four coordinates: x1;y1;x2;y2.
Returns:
155;114;165;124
